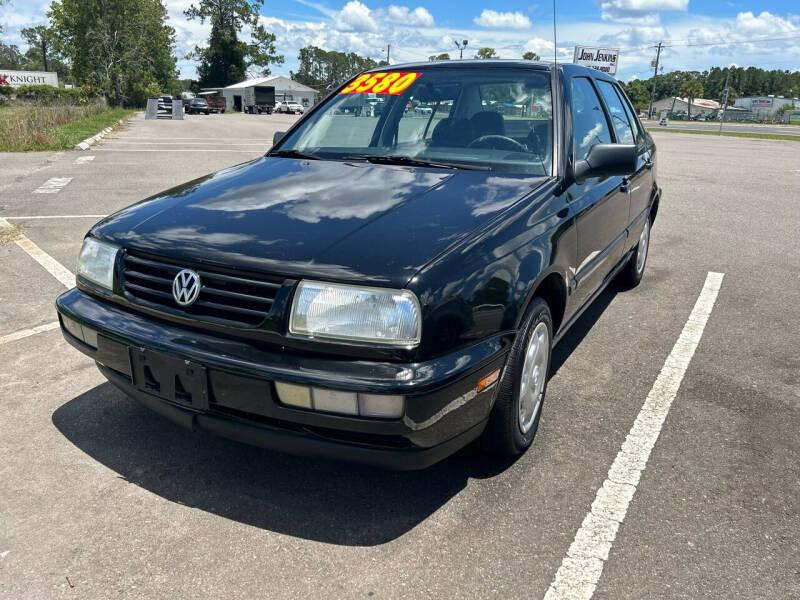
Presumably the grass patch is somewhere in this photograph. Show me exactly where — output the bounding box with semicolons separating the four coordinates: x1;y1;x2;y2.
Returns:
0;223;23;246
0;105;136;151
649;127;800;142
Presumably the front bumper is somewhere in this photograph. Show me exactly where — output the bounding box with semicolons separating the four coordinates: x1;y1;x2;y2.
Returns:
56;288;511;469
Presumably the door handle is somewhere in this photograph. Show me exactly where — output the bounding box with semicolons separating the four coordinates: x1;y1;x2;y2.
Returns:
620;177;630;193
645;159;654;170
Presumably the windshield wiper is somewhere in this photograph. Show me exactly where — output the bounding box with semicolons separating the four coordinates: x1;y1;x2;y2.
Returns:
344;154;491;171
269;149;320;160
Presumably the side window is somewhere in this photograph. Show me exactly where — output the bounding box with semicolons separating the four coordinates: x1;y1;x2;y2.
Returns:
614;83;641;143
570;77;612;162
596;80;634;145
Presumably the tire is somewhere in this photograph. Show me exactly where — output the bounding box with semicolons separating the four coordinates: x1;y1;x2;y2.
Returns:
480;297;553;457
617;215;651;288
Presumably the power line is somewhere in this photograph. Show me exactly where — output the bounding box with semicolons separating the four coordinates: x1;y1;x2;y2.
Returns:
618;32;800;53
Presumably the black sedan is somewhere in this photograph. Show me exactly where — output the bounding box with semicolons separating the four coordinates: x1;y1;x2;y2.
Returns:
57;61;660;469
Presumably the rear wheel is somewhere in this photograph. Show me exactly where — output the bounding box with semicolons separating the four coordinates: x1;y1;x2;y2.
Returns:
480;298;552;457
617;216;651;288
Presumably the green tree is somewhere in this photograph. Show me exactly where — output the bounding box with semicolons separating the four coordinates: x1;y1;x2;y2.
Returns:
50;0;178;105
622;79;650;109
428;53;450;61
724;87;737;106
679;78;704;119
0;42;25;69
21;25;70;78
522;51;539;60
291;46;383;91
475;47;498;59
185;0;283;86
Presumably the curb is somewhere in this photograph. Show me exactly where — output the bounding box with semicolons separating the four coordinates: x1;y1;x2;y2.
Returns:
74;117;129;151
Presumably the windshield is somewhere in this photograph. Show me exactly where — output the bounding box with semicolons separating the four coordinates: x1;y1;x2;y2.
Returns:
274;67;553;175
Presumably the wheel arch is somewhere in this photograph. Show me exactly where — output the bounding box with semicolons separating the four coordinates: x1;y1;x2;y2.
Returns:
519;270;568;337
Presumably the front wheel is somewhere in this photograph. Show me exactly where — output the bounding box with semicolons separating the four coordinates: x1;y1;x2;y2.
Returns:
480;298;553;457
617;216;651;288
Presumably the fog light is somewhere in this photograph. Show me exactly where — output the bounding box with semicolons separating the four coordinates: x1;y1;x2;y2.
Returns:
358;393;404;419
312;388;358;415
62;316;83;341
275;381;312;409
82;328;98;349
61;316;98;349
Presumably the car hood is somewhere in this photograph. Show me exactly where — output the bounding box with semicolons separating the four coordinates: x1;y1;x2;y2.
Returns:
91;157;546;287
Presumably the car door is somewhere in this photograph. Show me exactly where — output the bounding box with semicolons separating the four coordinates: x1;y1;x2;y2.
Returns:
595;78;653;232
567;76;629;311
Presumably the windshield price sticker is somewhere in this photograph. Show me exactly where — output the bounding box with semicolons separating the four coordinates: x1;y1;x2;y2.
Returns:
340;72;421;95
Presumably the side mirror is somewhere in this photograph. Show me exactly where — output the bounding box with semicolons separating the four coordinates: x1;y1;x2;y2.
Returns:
272;131;286;146
573;144;636;184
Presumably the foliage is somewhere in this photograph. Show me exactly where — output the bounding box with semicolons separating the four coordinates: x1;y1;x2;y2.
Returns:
9;84;104;104
49;0;178;106
0;42;26;69
679;78;703;119
475;47;498;59
623;65;800;107
291;46;385;91
0;104;133;151
428;53;450;61
522;51;540;61
185;0;283;87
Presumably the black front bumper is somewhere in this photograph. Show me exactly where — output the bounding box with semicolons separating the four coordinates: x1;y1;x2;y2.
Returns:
56;288;510;469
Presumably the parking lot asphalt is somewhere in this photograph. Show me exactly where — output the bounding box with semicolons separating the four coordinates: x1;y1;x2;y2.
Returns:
1;113;798;599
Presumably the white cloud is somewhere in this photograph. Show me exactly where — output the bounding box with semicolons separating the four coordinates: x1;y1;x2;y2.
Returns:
386;5;434;27
473;10;532;29
598;0;688;25
335;0;377;33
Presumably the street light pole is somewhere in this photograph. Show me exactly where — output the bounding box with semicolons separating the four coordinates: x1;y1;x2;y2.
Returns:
454;39;468;60
719;70;730;135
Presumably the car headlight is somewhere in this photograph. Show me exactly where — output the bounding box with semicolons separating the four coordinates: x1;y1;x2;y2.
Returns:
77;237;119;290
289;280;421;347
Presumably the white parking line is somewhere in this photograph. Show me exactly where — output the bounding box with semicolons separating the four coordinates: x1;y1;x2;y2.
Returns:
33;177;73;194
5;215;107;220
544;271;724;600
1;217;75;289
0;321;60;345
75;155;95;164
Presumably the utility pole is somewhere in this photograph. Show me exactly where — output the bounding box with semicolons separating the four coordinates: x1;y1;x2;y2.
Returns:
718;70;730;134
386;45;390;64
648;42;663;120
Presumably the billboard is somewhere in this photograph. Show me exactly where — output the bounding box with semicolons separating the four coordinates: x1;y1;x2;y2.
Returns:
0;70;59;88
573;46;620;75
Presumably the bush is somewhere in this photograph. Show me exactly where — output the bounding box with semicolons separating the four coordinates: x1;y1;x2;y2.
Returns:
9;85;104;105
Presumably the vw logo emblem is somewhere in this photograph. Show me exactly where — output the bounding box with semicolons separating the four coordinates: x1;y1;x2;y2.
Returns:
172;269;201;306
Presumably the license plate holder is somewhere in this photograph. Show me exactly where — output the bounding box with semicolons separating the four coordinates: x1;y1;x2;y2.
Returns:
130;347;208;410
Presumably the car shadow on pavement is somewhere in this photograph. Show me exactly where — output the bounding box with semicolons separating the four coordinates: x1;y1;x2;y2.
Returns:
52;383;517;546
550;284;618;377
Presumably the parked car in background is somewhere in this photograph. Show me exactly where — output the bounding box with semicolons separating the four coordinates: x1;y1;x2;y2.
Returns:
185;98;210;115
203;95;226;113
57;61;659;469
156;96;173;115
277;101;304;114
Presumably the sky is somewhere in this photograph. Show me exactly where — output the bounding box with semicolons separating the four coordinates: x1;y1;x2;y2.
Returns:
1;0;799;83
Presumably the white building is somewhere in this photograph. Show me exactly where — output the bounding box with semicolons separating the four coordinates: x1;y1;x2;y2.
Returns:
217;76;318;112
651;97;720;118
733;96;800;119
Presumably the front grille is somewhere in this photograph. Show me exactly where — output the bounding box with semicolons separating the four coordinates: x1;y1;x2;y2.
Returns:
120;251;284;328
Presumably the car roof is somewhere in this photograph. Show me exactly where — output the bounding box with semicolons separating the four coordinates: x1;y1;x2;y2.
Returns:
364;60;617;81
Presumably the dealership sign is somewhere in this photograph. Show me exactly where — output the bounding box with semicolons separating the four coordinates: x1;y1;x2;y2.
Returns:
572;46;620;75
0;70;58;88
751;98;773;107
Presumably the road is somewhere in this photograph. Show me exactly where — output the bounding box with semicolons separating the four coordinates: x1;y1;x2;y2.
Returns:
644;120;800;136
1;114;798;599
